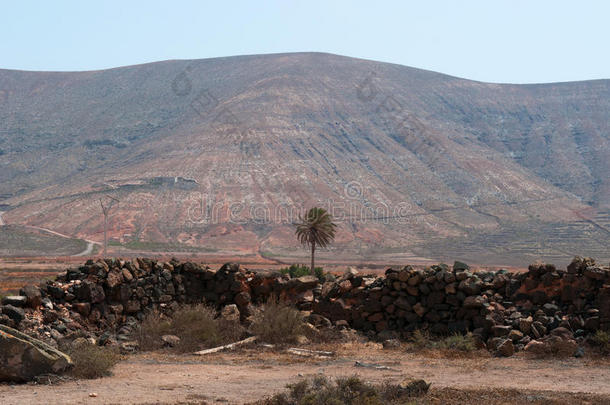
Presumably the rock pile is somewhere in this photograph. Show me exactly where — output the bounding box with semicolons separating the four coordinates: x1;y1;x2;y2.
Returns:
314;257;610;356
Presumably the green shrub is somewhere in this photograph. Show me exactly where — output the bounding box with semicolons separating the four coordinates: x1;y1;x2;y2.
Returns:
68;343;120;379
409;330;476;352
250;300;305;344
280;264;325;281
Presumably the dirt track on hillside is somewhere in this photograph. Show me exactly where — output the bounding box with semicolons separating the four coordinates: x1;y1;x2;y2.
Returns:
1;343;609;404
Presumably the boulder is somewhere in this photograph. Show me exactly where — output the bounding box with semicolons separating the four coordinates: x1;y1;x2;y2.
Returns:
0;325;72;382
161;335;181;347
20;285;42;308
2;296;27;307
2;305;25;323
453;261;470;272
497;339;514;357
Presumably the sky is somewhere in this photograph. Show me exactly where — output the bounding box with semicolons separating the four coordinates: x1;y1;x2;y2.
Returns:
0;0;608;83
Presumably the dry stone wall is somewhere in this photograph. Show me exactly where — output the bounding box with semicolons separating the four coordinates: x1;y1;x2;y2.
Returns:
1;256;608;356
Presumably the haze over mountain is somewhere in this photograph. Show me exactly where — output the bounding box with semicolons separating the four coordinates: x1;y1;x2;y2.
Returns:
0;52;608;265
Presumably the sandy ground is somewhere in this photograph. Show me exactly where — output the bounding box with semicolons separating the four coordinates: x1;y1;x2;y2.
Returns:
1;344;609;405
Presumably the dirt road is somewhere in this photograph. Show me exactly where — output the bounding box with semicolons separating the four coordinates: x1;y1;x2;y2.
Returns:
1;346;609;404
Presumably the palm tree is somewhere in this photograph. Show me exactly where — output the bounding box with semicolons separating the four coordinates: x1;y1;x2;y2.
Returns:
295;207;337;275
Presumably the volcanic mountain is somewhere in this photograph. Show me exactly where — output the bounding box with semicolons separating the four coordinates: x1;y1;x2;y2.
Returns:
0;52;608;265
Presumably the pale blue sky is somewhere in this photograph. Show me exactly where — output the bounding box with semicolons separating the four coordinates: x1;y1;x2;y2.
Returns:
1;0;608;83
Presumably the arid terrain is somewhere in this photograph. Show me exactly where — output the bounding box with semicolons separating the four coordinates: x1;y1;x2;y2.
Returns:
1;53;608;266
2;343;610;404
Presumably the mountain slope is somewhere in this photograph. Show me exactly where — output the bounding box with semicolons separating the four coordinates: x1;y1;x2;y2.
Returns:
0;53;608;265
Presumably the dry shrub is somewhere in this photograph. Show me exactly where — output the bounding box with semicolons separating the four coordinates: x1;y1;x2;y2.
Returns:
136;310;172;351
135;305;245;353
591;330;610;355
408;330;480;358
68;342;120;379
250;300;305;344
255;375;427;405
170;304;222;352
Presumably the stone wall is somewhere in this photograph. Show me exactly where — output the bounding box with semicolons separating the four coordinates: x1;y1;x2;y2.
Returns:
1;256;608;355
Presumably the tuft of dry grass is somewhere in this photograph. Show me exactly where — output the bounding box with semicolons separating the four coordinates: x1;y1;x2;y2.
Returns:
68;342;120;379
405;330;488;359
591;330;610;355
249;300;305;345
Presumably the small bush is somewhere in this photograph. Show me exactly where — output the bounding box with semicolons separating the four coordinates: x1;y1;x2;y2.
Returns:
438;333;476;352
257;375;428;405
68;343;120;379
280;264;325;281
591;330;610;355
135;305;245;353
170;304;222;352
409;330;476;353
250;300;305;344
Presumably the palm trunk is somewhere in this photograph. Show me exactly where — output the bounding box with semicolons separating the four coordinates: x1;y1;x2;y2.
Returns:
310;241;316;276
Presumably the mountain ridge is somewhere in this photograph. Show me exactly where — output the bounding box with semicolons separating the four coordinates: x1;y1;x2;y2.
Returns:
0;52;608;265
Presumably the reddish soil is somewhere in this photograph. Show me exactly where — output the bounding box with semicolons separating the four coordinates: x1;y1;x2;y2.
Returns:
1;343;609;404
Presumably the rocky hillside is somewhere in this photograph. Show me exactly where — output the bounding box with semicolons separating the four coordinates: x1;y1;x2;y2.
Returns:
0;53;608;265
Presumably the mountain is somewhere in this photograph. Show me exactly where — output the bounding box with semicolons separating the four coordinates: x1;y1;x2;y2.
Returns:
0;52;608;265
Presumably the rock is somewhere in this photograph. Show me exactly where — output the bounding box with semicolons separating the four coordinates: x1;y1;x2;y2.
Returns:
453;261;469;271
0;325;72;382
567;256;593;274
72;302;91;316
508;329;524;341
549;327;573;340
306;314;332;328
220;304;240;322
463;296;484;308
584;267;606;281
161;335;181;347
220;262;240;273
235;292;251;307
335;319;349;329
492;325;511;337
2;305;25;323
291;276;319;291
413;302;426;317
382;338;401;349
497;339;514;357
105;270;124;288
120;341;139;354
518;317;533;334
524;339;549;356
20;285;42;308
1;296;27;307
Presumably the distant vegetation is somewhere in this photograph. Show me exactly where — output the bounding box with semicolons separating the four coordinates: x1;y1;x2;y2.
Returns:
280;264;326;281
0;225;87;256
109;239;217;253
